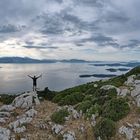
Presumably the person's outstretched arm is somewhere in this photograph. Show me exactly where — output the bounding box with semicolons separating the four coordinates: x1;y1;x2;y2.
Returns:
28;75;33;79
36;74;42;79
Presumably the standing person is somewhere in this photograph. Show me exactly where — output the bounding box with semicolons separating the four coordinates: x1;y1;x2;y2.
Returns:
28;74;42;91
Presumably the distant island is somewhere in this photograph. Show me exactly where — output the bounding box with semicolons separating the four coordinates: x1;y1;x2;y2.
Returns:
90;62;140;67
79;74;117;78
106;68;130;72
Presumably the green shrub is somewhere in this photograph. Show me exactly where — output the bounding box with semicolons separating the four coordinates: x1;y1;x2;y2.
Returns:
94;118;116;140
76;100;92;113
58;92;84;105
102;98;130;121
125;66;140;77
37;87;56;101
85;104;101;118
51;109;69;124
0;94;16;104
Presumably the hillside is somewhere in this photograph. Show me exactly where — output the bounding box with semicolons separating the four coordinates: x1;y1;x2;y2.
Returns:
0;66;140;140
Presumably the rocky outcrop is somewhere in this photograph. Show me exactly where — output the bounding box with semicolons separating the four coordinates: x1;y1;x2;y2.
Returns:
9;108;37;133
12;91;40;109
0;127;11;140
67;106;81;119
119;125;134;140
0;105;15;112
52;124;64;134
63;131;76;140
101;85;120;95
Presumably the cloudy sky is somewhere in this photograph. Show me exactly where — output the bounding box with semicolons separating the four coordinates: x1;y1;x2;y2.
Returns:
0;0;140;61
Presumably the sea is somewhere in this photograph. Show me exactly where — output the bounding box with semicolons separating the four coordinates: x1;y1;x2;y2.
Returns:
0;62;131;94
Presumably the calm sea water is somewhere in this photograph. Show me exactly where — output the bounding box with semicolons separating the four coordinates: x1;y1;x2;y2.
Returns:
0;63;129;94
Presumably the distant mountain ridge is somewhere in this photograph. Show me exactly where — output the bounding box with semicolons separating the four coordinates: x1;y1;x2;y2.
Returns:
0;57;91;63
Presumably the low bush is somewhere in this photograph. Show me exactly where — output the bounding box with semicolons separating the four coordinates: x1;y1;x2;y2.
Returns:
102;98;130;121
37;87;56;101
85;104;101;118
94;118;116;140
0;94;16;104
76;100;92;113
58;92;84;105
51;109;69;124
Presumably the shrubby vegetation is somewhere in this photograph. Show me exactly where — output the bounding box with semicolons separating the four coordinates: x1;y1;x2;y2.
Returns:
85;104;101;118
58;92;84;105
0;94;16;104
94;118;116;140
102;98;130;121
76;100;92;113
51;109;69;124
37;87;56;101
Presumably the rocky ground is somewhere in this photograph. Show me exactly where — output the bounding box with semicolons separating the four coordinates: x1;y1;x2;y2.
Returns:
0;67;140;140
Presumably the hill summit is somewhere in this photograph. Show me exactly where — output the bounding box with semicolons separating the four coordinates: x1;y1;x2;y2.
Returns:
0;66;140;140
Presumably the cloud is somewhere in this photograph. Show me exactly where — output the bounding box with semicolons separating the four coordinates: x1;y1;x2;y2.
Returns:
0;0;140;61
23;45;58;49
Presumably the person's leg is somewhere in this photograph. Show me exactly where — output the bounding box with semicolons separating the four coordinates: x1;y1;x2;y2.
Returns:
33;85;35;91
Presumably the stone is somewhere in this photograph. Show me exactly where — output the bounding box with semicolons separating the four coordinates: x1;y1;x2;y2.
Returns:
12;91;40;109
94;84;98;88
0;118;6;123
0;105;15;112
14;126;26;133
67;106;81;119
91;114;96;126
119;125;134;140
125;75;136;86
52;124;64;134
63;131;75;140
119;89;130;97
0;112;10;118
25;108;37;117
101;85;120;95
0;127;11;140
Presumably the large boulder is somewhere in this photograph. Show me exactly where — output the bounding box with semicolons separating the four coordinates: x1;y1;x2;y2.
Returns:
0;105;15;112
12;91;40;109
9;109;37;133
119;125;134;140
0;127;11;140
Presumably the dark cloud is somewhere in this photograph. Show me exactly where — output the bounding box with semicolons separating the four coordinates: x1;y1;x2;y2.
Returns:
0;24;25;33
23;45;58;49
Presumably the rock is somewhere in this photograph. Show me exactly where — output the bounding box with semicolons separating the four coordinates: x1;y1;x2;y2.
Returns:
119;88;130;97
63;131;75;140
52;124;64;134
0;105;15;112
131;81;140;107
94;84;98;88
0;118;6;123
119;125;134;140
0;112;10;117
67;106;81;119
101;85;120;95
9;116;32;133
78;124;85;133
125;75;136;86
0;127;11;140
12;91;40;109
91;114;96;126
133;123;140;128
25;108;37;117
14;126;26;133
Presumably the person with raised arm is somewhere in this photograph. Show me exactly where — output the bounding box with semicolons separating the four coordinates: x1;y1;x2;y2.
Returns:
28;74;42;91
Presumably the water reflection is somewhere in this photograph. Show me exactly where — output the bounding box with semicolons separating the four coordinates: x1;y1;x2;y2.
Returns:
0;63;127;94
